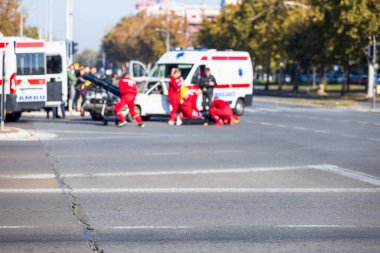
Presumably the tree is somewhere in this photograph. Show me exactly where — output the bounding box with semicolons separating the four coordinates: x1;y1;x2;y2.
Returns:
102;12;188;65
197;0;380;95
74;49;101;67
196;0;309;90
0;0;39;38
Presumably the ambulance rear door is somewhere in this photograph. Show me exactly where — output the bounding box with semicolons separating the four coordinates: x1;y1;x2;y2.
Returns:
46;41;68;107
15;40;47;110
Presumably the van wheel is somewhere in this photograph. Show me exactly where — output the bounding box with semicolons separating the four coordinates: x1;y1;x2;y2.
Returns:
5;112;22;122
233;98;245;116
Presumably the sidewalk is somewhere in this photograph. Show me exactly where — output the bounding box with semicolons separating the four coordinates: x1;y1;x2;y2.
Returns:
0;127;57;141
254;96;380;112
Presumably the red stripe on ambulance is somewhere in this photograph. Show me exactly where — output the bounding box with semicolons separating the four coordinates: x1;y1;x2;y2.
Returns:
188;84;250;89
16;42;44;48
211;56;249;61
16;79;46;85
0;42;9;48
231;83;251;88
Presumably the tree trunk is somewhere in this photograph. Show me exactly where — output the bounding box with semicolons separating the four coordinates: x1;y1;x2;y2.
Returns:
341;61;349;96
312;65;317;89
278;66;284;91
292;64;301;92
317;65;327;95
264;48;272;91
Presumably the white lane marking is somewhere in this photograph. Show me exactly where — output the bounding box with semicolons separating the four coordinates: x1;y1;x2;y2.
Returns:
277;225;357;228
43;129;183;138
107;226;190;230
60;165;310;178
313;129;330;134
311;165;380;187
0;174;55;179
340;133;356;138
68;188;380;194
212;150;242;154
368;138;380;142
43;130;136;135
2;188;379;194
293;127;307;131
145;152;180;156
0;226;36;229
0;189;62;193
275;124;288;128
259;122;272;126
50;134;183;141
356;121;369;125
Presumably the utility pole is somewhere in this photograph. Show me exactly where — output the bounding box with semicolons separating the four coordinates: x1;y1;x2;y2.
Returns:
1;52;5;131
48;0;53;41
19;10;24;37
66;0;74;65
371;36;377;109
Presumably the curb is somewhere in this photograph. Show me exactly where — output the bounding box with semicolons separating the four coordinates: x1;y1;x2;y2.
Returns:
0;127;57;141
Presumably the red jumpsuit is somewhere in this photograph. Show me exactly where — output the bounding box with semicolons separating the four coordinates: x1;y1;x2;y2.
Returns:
209;99;233;125
168;76;182;121
114;77;143;124
181;92;199;119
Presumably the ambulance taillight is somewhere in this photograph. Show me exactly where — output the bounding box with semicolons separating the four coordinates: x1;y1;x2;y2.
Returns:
10;73;16;94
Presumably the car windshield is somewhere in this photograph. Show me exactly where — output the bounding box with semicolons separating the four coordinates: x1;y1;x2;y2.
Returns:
151;64;193;79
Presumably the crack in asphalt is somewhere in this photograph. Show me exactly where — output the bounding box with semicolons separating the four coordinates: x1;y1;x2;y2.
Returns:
43;144;104;253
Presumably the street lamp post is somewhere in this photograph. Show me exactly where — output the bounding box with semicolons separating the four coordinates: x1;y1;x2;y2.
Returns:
155;28;171;52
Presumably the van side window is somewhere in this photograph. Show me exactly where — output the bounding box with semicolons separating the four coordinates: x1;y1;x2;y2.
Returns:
191;65;205;85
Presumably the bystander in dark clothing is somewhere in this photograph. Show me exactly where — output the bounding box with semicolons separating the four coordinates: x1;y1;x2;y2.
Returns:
200;68;217;113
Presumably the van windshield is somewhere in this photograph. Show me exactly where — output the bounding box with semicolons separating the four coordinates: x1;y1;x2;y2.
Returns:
16;53;45;76
151;64;193;79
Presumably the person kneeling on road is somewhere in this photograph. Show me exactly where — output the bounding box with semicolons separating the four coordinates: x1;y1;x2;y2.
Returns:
177;89;211;126
209;98;240;126
114;72;144;128
180;89;202;120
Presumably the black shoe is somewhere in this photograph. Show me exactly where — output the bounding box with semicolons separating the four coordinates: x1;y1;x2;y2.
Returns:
137;123;145;128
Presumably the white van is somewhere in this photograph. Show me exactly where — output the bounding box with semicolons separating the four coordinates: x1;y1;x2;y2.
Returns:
132;49;253;118
45;41;68;107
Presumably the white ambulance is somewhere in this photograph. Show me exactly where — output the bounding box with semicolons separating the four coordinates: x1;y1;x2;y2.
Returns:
0;37;67;121
132;49;253;118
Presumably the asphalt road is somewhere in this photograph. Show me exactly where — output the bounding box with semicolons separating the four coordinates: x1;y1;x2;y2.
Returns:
1;100;380;253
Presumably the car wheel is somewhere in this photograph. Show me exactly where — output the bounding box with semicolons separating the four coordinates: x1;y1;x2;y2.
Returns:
233;98;245;116
91;111;103;121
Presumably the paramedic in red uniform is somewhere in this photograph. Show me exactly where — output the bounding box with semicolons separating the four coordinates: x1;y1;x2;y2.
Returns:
181;89;202;119
114;72;145;128
168;68;182;125
209;98;237;126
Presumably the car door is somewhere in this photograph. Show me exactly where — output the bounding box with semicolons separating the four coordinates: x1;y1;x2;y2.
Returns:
129;60;148;93
143;80;170;115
